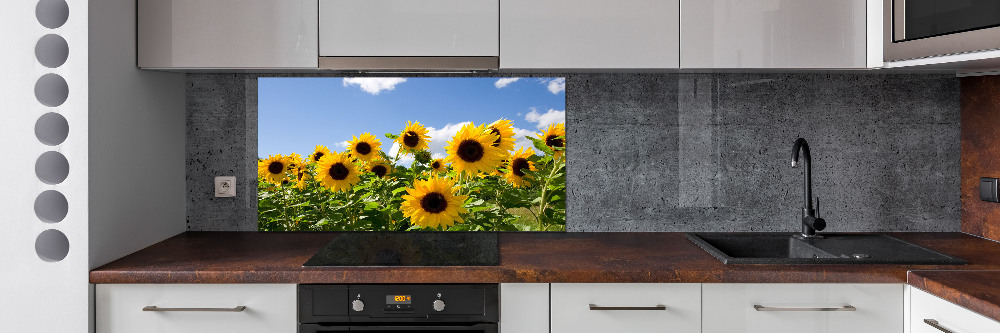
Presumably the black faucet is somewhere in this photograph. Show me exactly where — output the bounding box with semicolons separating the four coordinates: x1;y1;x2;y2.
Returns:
791;138;825;238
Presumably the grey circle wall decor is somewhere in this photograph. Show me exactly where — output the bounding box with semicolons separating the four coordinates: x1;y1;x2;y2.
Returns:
36;0;69;29
35;151;69;185
34;73;69;107
35;34;69;68
35;112;69;146
34;190;68;223
35;229;69;262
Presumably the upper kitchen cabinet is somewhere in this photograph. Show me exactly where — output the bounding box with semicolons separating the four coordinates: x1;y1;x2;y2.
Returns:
681;0;879;69
500;0;680;69
138;0;318;69
318;0;500;70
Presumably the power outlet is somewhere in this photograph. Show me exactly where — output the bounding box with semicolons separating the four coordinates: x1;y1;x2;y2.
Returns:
215;176;236;197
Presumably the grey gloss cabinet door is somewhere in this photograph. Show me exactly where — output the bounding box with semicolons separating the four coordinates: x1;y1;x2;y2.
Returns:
681;0;870;68
501;0;680;69
138;0;318;69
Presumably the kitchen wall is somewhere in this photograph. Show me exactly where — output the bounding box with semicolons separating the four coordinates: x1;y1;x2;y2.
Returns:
186;73;960;232
960;75;1000;241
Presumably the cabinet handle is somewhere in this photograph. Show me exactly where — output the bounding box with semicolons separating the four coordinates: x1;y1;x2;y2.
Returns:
753;305;856;312
589;304;667;311
924;319;955;333
143;306;247;312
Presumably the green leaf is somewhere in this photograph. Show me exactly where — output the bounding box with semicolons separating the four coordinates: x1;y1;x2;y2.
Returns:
527;135;554;155
385;132;399;140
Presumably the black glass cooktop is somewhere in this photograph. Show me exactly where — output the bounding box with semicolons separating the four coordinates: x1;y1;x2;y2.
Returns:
303;232;499;266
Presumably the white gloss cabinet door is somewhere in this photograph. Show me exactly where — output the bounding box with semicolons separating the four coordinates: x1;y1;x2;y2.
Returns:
96;284;297;333
680;0;868;68
911;288;1000;333
138;0;318;69
702;284;903;333
550;283;701;333
501;0;680;69
500;284;549;333
319;0;499;56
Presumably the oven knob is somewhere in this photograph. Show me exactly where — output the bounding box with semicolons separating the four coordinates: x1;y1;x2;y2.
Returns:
352;299;365;312
432;299;446;312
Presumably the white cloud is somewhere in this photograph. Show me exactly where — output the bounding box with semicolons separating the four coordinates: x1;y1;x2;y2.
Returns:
338;141;351;149
494;78;520;89
524;108;565;130
538;78;565;94
510;126;542;156
342;77;407;95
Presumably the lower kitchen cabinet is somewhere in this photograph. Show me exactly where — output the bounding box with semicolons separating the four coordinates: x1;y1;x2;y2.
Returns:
702;284;903;333
910;287;1000;333
500;283;549;333
550;283;702;333
95;284;297;333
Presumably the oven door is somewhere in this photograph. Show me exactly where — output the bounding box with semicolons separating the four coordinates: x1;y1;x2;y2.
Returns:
885;0;1000;61
300;323;498;333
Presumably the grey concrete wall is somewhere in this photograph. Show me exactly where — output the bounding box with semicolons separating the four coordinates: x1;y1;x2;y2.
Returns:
186;73;961;232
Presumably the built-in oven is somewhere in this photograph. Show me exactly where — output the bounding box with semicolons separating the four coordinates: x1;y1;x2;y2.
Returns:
299;284;498;333
884;0;1000;61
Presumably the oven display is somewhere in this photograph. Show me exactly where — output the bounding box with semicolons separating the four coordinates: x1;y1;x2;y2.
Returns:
386;295;412;304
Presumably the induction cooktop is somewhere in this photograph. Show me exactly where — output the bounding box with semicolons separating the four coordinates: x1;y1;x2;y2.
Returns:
303;232;499;266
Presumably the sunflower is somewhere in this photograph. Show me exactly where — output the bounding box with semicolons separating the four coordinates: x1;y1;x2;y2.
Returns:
293;166;313;190
310;145;332;164
316;153;361;192
400;176;468;229
487;119;516;153
286;152;304;170
348;133;382;162
258;154;290;185
429;158;448;173
444;123;505;175
367;158;392;178
537;123;566;159
505;147;536;188
396;121;431;153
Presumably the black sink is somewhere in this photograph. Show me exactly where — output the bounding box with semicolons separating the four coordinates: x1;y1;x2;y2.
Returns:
686;233;966;265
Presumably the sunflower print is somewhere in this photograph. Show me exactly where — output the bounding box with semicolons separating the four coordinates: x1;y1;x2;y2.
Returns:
537;123;566;159
400;176;468;229
444;123;505;175
396;121;431;153
505;147;536;188
310;145;332;164
316;153;361;192
258;154;290;185
286;152;304;170
367;158;392;178
487;119;516;153
429;158;448;173
348;133;382;162
293;166;313;190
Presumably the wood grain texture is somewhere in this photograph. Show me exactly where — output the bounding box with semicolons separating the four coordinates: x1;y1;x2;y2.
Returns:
90;232;1000;284
961;76;1000;241
909;270;1000;324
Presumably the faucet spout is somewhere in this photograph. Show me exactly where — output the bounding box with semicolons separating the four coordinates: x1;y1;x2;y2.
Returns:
791;138;825;237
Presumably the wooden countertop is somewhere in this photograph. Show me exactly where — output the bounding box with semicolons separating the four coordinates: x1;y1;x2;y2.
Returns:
91;231;1000;284
908;270;1000;323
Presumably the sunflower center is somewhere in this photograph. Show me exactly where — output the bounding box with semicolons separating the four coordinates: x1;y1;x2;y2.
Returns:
490;128;502;147
457;140;485;162
431;161;441;169
545;135;564;149
355;142;372;155
267;161;284;174
372;165;388;177
511;158;530;177
403;131;420;147
313;152;325;162
420;192;448;214
328;163;349;180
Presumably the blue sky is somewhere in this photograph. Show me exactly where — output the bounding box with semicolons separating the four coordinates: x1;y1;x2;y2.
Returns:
258;77;566;164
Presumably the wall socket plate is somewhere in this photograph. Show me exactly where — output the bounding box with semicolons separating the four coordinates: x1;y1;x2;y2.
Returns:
215;176;236;197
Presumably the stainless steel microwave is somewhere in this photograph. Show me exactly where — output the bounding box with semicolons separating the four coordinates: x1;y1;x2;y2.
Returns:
884;0;1000;62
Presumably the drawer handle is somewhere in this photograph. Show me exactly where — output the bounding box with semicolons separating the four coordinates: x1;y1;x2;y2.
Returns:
589;304;667;311
753;305;856;312
924;319;955;333
143;306;247;312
